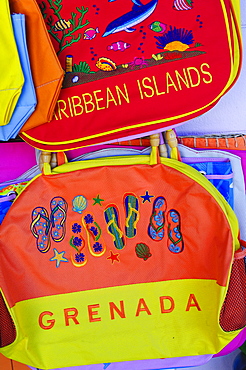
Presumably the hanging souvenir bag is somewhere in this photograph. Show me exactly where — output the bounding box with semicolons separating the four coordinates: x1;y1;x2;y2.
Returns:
0;14;37;141
19;0;242;151
0;0;24;127
0;143;245;369
9;0;64;132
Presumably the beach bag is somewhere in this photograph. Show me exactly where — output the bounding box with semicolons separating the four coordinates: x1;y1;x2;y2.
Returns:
0;145;245;369
0;0;24;127
19;0;242;151
0;14;37;141
9;0;64;131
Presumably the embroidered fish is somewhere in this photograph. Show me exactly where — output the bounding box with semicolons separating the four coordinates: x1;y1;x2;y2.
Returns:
84;27;100;40
107;41;131;51
149;21;167;33
53;19;71;32
102;0;158;37
173;0;193;10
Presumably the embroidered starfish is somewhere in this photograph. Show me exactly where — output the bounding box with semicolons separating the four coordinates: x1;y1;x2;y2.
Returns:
107;250;120;264
140;191;154;203
50;248;68;268
92;194;104;206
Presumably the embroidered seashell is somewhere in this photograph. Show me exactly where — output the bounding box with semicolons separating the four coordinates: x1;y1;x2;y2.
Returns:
135;243;152;261
96;57;117;71
72;195;87;214
71;75;79;83
164;41;189;51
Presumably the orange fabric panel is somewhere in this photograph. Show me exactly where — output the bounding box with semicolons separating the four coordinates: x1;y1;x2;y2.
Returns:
0;354;12;370
13;360;30;370
0;162;234;309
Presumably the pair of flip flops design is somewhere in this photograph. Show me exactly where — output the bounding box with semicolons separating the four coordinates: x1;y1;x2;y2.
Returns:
148;196;184;253
70;213;107;267
104;193;139;250
30;197;67;253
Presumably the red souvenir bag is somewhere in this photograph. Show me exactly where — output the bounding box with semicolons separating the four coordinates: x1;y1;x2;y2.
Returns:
20;0;242;151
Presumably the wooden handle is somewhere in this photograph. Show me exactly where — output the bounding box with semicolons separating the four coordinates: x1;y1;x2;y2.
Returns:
165;129;178;149
150;133;160;147
39;151;51;171
50;153;58;169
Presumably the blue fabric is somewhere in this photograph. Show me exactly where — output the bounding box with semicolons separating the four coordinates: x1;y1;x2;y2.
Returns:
183;158;234;209
0;14;36;141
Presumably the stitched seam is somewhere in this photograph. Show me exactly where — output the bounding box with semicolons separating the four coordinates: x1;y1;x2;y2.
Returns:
36;78;63;89
0;88;21;92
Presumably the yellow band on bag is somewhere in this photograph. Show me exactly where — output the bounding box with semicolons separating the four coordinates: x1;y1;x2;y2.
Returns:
1;279;239;369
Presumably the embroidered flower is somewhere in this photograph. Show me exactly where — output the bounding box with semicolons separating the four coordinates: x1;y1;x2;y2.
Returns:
93;242;103;252
90;226;98;236
84;214;94;224
75;253;85;262
73;237;82;247
72;223;82;234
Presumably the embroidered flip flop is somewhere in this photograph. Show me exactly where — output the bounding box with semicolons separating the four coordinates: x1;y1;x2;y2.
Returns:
148;196;167;241
124;193;139;238
30;206;51;253
167;209;184;253
104;205;125;250
50;196;68;242
70;222;87;267
82;213;106;257
69;236;87;267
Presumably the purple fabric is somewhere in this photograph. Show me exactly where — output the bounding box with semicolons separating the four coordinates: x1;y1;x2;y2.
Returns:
0;142;36;183
195;148;246;190
215;328;246;357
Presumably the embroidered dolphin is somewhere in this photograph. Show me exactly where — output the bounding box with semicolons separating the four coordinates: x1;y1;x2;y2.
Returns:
102;0;158;37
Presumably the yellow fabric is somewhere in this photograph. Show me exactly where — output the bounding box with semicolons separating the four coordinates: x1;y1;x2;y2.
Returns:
1;279;241;369
0;0;24;126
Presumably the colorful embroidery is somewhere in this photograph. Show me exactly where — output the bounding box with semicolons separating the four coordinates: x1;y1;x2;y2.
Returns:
82;213;106;256
140;191;154;203
30;206;51;253
173;0;193;11
39;2;89;56
72;195;87;214
71;222;82;234
107;250;120;264
96;57;117;71
102;0;158;37
148;196;167;241
84;27;99;40
129;56;148;69
69;234;87;267
167;209;184;253
92;194;104;206
50;197;68;242
50;248;69;268
124;193;139;238
39;0;205;88
135;243;152;260
104;205;125;249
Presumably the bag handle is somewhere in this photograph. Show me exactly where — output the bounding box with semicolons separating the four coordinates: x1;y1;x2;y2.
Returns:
40;151;68;175
42;131;179;172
